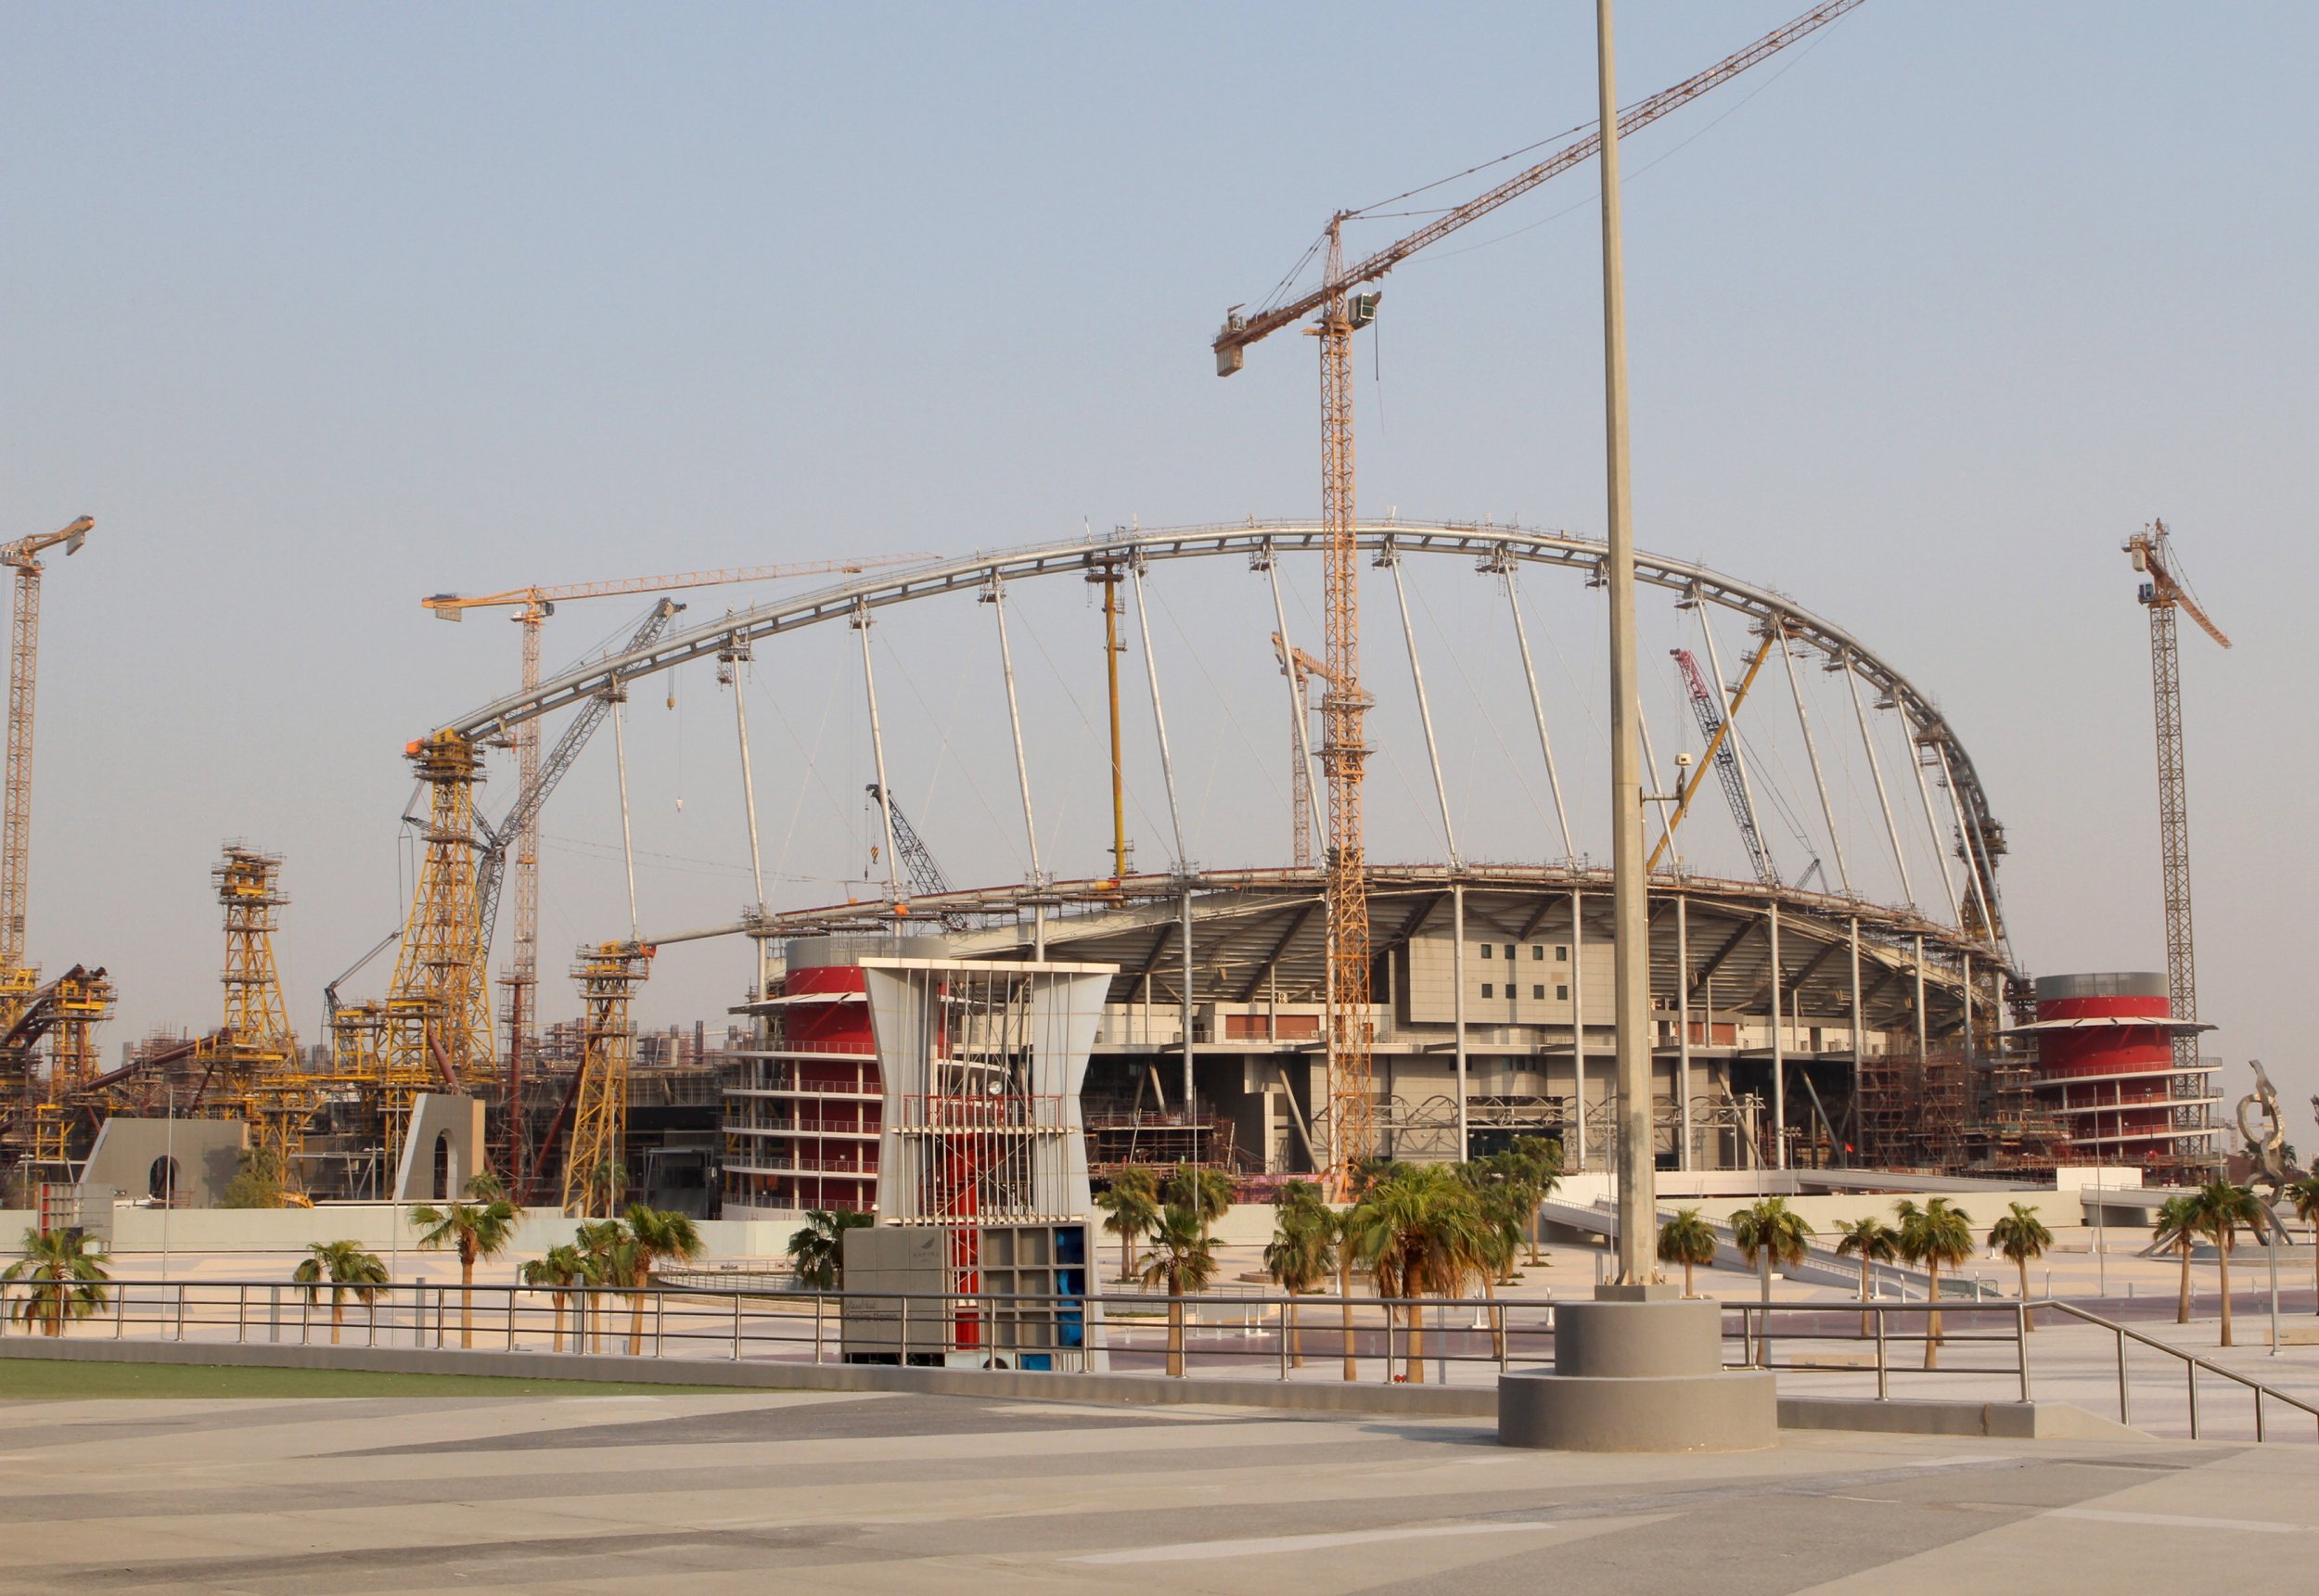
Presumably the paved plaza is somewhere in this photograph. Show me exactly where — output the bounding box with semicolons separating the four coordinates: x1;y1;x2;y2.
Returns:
1;1384;2314;1593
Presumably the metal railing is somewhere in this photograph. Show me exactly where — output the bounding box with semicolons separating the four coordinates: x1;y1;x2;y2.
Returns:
2043;1299;2319;1443
4;1279;2313;1440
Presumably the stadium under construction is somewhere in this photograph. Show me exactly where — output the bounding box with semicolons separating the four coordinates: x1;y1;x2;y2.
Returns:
0;519;2224;1213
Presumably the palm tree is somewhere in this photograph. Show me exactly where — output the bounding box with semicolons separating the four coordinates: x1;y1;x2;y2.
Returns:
520;1245;585;1351
290;1240;389;1345
621;1204;706;1355
1345;1163;1490;1384
1986;1202;2054;1329
1162;1164;1235;1241
584;1158;628;1217
1657;1208;1718;1299
1094;1169;1160;1283
787;1208;874;1291
1731;1197;1813;1367
2188;1179;2264;1347
574;1218;630;1353
1137;1203;1217;1376
1895;1197;1974;1367
5;1227;109;1337
2153;1194;2200;1325
2286;1175;2319;1315
1263;1181;1336;1368
410;1171;524;1348
1507;1136;1563;1264
1831;1215;1900;1335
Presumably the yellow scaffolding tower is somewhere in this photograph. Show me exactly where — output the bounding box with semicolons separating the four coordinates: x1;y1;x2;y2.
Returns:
562;940;652;1217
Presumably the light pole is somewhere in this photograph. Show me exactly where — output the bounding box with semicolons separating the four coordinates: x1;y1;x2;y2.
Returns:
1597;0;1656;1288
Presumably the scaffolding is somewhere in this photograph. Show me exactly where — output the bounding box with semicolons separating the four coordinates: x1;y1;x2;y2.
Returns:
563;940;651;1216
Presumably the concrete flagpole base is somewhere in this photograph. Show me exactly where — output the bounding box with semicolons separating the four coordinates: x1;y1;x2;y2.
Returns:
1498;1288;1776;1452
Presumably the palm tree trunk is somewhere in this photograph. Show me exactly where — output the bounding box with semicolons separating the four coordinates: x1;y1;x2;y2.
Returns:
1287;1286;1302;1369
1121;1229;1133;1284
1405;1265;1426;1385
460;1258;475;1349
1924;1260;1942;1370
2177;1245;2193;1324
1685;1258;1697;1299
1166;1293;1185;1378
1483;1272;1504;1362
330;1299;344;1345
2218;1239;2234;1348
628;1267;649;1356
1339;1254;1356;1384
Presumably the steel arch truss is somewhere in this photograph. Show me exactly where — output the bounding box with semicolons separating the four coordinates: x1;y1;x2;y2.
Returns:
438;518;2011;955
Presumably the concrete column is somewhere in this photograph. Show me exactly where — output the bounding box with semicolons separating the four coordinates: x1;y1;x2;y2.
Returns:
1453;882;1468;1162
1569;889;1585;1169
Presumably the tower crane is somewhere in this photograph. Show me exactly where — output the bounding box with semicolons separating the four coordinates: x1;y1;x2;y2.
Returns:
0;516;92;976
2125;520;2230;1134
1211;2;1860;1191
1270;633;1338;870
421;552;929;1129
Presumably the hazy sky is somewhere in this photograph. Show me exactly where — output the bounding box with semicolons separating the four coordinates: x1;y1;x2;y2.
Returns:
4;4;2313;1119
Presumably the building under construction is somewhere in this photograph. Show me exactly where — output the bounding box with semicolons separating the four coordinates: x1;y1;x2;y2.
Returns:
0;511;2219;1205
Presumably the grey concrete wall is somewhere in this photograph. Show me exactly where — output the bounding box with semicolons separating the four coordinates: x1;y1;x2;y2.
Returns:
97;1206;809;1258
391;1094;486;1201
83;1118;246;1207
0;1336;2135;1439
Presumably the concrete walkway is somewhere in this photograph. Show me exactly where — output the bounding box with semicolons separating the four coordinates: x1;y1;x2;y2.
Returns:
0;1379;2313;1593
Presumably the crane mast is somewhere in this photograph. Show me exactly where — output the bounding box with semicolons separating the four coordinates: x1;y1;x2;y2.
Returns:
0;517;91;973
1315;219;1375;1194
2125;520;2229;1144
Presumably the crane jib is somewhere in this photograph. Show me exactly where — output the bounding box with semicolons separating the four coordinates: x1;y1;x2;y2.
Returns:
1213;0;1866;362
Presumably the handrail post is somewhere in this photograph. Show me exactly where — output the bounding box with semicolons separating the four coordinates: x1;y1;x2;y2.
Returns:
2015;1303;2030;1403
654;1290;666;1359
2187;1358;2198;1440
730;1292;743;1361
115;1281;125;1339
1278;1295;1290;1381
1382;1302;1395;1384
899;1294;910;1366
1874;1307;1888;1400
237;1283;248;1344
2116;1326;2130;1427
174;1283;186;1342
2255;1385;2265;1444
814;1293;826;1365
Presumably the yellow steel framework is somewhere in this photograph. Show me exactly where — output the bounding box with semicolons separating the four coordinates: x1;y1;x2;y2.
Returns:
562;939;652;1216
190;847;316;1175
27;968;113;1172
330;734;497;1182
